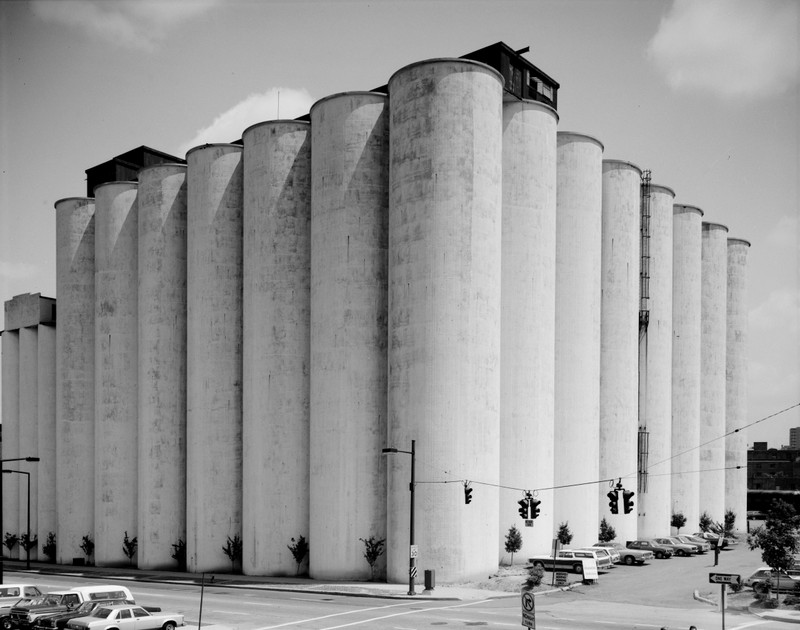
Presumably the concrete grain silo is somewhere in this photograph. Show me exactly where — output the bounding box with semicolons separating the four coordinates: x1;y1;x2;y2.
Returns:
186;144;243;572
18;325;39;556
554;132;603;546
699;222;728;523
1;327;20;557
725;238;750;528
94;182;139;566
37;322;57;553
242;120;311;576
500;99;557;558
388;59;502;583
310;93;388;580
599;160;641;543
137;164;187;570
637;184;674;539
671;205;703;531
55;197;96;563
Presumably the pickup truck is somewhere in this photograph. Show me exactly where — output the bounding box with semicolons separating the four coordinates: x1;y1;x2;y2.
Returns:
11;587;133;630
65;605;183;630
626;539;674;559
34;600;161;630
529;549;612;573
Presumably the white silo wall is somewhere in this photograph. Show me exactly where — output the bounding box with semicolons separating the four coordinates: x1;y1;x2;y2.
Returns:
637;184;675;539
699;222;729;523
137;164;187;570
242;120;311;576
388;59;502;583
55;197;96;563
671;205;703;531
599;160;641;543
725;239;750;530
19;325;39;558
1;329;20;557
186;144;243;573
310;93;388;580
500;99;558;558
94;182;139;566
37;323;57;551
554;132;603;546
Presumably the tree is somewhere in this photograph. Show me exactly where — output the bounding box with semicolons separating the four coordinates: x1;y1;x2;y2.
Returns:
19;533;38;558
171;538;186;571
504;525;523;565
3;533;19;555
80;535;94;565
747;499;800;604
222;535;242;573
671;512;687;534
557;522;573;546
699;511;713;533
724;509;737;537
42;532;56;562
122;531;138;566
288;536;309;576
359;536;386;581
598;518;616;543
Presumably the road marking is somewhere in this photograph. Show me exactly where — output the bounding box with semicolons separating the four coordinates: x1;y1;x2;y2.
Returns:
318;600;494;630
252;601;419;630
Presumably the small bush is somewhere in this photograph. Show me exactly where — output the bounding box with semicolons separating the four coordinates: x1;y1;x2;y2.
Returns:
222;535;242;573
557;522;573;546
42;532;56;562
122;531;138;566
4;533;19;553
171;538;186;571
359;536;386;581
80;534;94;562
288;536;309;576
524;565;545;589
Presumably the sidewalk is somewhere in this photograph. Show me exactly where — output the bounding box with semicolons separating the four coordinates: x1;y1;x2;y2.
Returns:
3;559;516;602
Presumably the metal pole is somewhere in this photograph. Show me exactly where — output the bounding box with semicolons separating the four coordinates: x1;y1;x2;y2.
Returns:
25;472;30;570
408;439;416;596
1;464;4;583
721;584;726;630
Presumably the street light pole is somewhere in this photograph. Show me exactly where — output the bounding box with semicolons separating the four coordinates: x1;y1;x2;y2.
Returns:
3;470;31;569
382;440;416;596
0;456;40;582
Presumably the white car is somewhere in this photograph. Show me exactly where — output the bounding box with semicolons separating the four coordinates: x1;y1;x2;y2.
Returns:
65;605;183;630
0;587;42;609
584;546;619;564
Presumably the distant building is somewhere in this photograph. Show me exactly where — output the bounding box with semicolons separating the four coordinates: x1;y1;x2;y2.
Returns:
790;427;800;449
747;441;800;513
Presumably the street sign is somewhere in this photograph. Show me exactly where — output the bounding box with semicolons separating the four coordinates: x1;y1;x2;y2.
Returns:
554;572;568;586
524;519;534;528
410;545;418;558
709;572;741;586
521;590;535;628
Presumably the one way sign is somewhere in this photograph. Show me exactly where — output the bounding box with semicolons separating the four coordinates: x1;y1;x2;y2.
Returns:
709;572;741;586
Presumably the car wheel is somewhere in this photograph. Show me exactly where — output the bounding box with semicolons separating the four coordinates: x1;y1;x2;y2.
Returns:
162;623;177;630
678;550;687;557
655;551;663;559
2;619;10;630
624;555;635;565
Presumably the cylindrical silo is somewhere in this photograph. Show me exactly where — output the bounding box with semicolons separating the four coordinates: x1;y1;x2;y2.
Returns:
599;160;641;543
554;132;603;546
672;204;703;531
310;93;388;580
94;182;139;566
137;164;187;570
186;144;243;573
725;238;750;530
55;196;96;563
637;184;674;539
700;222;729;523
37;323;57;551
388;59;503;583
500;99;557;559
1;328;20;557
242;120;311;576
18;325;39;557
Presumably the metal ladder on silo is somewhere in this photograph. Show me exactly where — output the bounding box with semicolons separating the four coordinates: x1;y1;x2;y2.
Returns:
638;169;652;494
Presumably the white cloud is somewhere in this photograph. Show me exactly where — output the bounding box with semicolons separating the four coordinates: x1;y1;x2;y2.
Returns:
647;0;799;100
31;0;220;51
177;88;315;157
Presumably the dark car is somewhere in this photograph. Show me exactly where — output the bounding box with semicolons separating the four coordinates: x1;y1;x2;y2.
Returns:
33;600;146;630
626;539;674;559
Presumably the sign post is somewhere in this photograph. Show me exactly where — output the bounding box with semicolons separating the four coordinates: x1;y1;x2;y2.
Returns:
709;573;740;630
521;590;536;629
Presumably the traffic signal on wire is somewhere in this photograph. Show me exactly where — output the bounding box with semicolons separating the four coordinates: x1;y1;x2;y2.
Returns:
607;489;619;514
464;485;473;504
623;490;635;514
531;498;541;519
518;497;530;519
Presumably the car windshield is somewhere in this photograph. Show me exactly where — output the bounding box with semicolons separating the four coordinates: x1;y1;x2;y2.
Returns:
74;602;97;613
89;608;113;618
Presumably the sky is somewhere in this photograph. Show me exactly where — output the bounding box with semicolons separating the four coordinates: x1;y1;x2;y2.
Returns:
0;0;798;448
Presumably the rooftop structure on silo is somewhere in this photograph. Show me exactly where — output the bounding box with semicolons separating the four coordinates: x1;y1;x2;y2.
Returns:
85;145;185;197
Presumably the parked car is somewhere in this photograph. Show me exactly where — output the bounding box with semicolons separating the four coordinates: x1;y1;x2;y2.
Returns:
692;532;729;548
1;600;38;630
580;547;617;566
529;549;612;573
744;567;800;592
65;605;183;630
587;544;620;564
34;599;160;630
594;542;654;565
11;587;133;630
675;535;711;552
652;537;700;556
0;588;43;610
625;540;673;559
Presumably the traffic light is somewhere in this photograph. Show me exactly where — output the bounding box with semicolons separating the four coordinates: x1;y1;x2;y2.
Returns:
607;489;619;514
623;490;635;514
464;485;473;504
530;498;541;519
518;497;530;519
